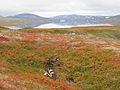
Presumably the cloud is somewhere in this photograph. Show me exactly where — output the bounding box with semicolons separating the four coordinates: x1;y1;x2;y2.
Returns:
0;0;120;16
83;0;120;10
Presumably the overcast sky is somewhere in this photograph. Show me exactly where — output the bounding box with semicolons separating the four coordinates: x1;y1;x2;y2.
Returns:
0;0;120;17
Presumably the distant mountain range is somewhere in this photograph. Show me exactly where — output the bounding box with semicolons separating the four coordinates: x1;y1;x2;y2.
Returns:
7;13;48;20
52;14;109;25
0;13;120;26
0;16;39;26
101;15;120;26
0;14;51;26
53;14;120;26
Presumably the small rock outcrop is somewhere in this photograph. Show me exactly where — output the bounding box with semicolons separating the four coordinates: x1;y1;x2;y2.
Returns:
44;56;61;80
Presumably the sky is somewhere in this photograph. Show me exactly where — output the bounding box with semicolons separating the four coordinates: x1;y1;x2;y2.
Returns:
0;0;120;17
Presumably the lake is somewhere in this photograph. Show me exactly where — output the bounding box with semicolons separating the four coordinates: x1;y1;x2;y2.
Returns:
8;23;112;29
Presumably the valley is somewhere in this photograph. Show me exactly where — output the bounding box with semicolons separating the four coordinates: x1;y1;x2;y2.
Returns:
1;13;120;28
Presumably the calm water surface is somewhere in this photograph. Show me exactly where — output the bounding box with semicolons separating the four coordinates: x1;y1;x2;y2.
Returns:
8;23;112;29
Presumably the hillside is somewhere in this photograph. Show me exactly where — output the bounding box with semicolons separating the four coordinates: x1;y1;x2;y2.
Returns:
52;14;108;25
7;13;49;20
103;15;120;26
0;26;120;89
52;14;120;26
4;13;120;26
6;14;109;26
0;16;50;26
0;16;33;26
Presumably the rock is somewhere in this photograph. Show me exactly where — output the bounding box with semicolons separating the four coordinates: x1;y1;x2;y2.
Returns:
66;77;74;84
44;56;61;80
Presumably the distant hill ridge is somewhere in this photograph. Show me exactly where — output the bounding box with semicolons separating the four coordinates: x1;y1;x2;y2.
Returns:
1;13;120;26
52;14;109;25
101;15;120;26
7;13;48;20
0;14;50;26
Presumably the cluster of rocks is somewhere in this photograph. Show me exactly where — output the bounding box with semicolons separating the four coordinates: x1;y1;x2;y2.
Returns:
44;56;61;80
43;56;75;84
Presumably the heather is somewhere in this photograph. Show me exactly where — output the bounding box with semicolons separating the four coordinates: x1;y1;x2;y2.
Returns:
0;26;120;89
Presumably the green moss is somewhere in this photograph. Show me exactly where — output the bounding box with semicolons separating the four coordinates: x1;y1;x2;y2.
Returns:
9;65;42;73
20;29;82;34
0;26;10;30
85;29;120;39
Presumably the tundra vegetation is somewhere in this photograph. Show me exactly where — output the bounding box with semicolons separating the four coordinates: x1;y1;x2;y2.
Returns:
0;26;120;89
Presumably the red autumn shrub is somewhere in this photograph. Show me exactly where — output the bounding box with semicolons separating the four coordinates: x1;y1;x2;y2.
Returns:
0;36;10;41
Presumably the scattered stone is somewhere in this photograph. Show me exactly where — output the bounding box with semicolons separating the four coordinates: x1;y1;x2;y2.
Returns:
44;56;61;80
66;77;74;84
44;68;57;80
